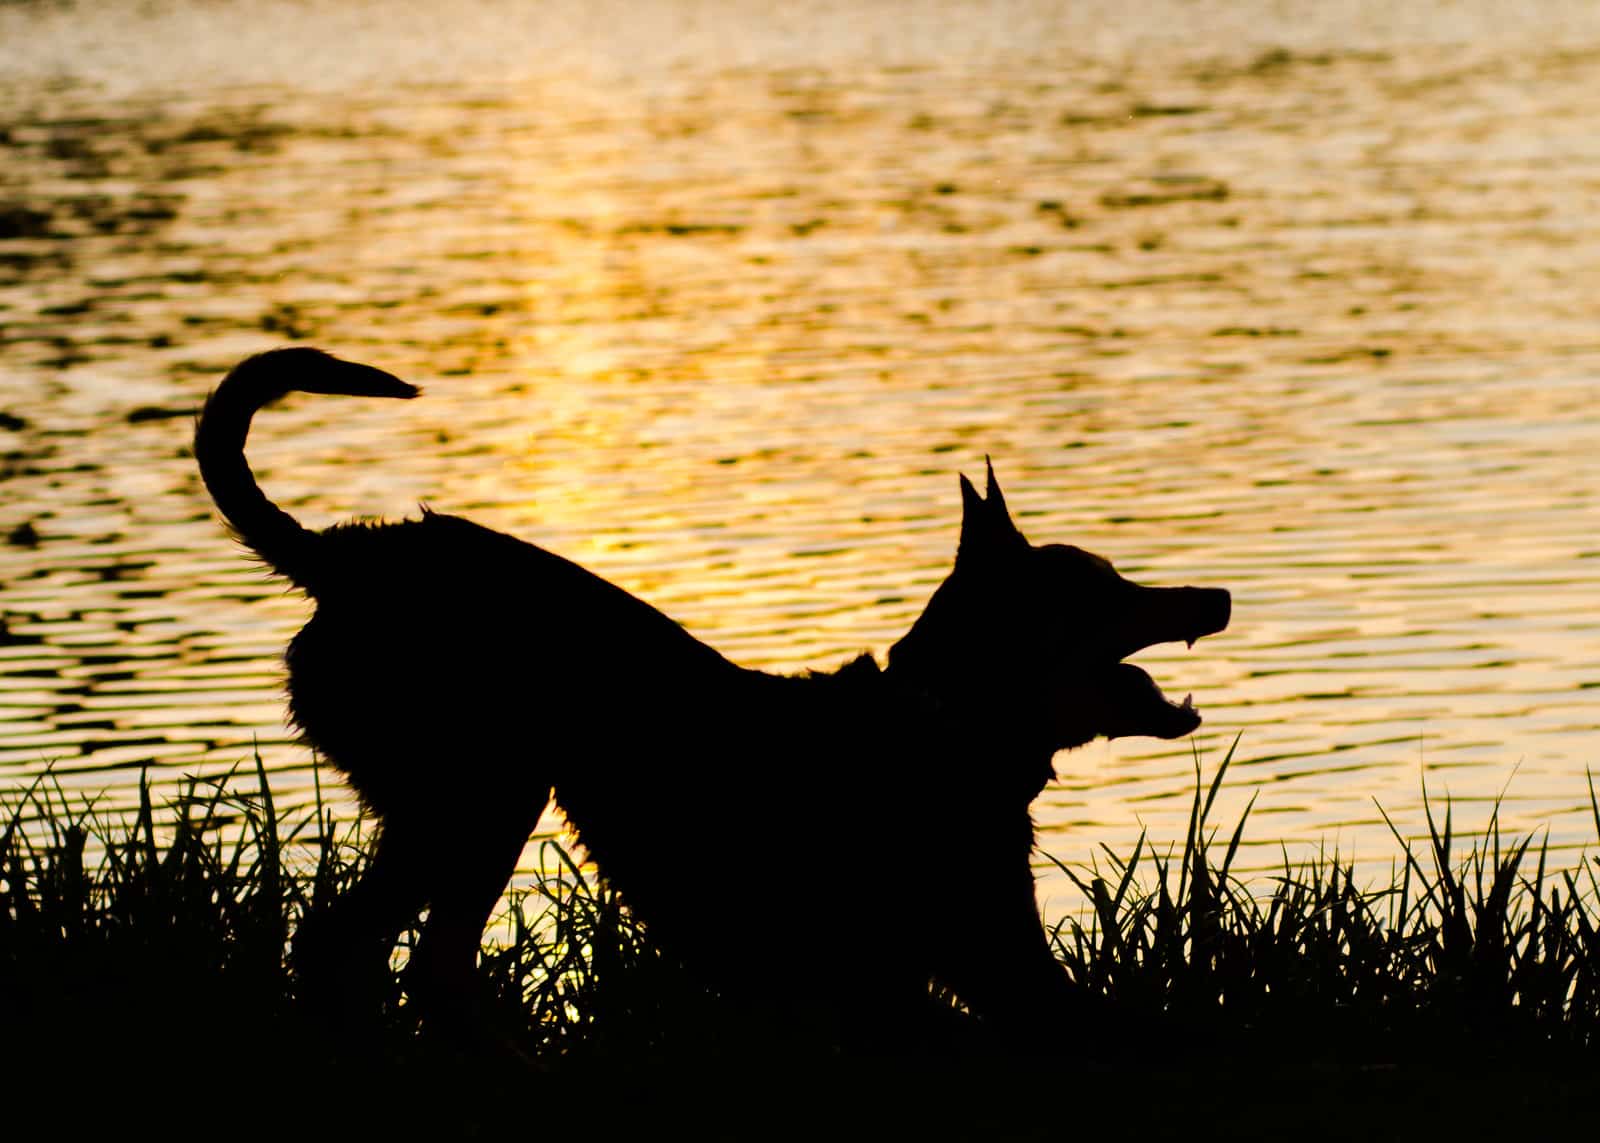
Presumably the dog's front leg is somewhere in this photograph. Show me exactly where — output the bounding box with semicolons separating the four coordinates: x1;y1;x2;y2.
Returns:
932;832;1082;1048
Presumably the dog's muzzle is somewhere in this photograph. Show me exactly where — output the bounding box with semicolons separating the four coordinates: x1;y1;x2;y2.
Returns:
1102;586;1231;739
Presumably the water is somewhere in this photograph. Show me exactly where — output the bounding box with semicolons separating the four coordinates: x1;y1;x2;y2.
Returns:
4;1;1600;905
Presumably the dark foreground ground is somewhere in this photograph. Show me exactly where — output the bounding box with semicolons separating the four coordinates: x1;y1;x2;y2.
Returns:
4;989;1593;1142
3;759;1597;1138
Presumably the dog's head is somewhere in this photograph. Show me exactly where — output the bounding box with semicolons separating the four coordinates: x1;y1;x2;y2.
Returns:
887;462;1230;752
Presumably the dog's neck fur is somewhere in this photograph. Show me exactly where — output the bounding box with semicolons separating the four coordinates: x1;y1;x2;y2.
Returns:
877;648;1063;805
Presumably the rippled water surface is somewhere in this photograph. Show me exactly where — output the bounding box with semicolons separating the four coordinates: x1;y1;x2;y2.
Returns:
4;1;1600;900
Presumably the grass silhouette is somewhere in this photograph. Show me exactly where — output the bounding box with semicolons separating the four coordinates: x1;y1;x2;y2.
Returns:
3;743;1596;1136
1050;737;1600;1048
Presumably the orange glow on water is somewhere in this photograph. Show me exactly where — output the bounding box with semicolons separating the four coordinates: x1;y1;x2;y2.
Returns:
3;1;1600;897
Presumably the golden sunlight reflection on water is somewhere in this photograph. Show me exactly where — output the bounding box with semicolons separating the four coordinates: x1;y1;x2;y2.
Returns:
2;2;1600;905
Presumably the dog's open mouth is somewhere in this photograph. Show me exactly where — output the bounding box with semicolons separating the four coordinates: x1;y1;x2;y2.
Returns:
1102;661;1203;739
1096;586;1231;741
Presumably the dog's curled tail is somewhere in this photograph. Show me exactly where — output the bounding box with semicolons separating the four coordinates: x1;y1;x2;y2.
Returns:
194;347;419;592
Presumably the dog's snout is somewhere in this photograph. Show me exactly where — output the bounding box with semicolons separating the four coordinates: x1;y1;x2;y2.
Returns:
1197;587;1231;637
1112;584;1231;659
1176;586;1230;647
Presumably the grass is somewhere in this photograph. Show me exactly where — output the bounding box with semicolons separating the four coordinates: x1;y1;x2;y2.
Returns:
3;743;1598;1137
1049;738;1600;1050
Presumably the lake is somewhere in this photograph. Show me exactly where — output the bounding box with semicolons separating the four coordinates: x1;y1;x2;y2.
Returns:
3;0;1600;908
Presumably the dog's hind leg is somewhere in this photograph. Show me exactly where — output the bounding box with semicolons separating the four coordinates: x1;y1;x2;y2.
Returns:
402;795;549;1037
294;808;434;1017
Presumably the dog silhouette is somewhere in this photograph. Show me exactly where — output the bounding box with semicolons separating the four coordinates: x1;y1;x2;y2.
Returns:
196;347;1230;1044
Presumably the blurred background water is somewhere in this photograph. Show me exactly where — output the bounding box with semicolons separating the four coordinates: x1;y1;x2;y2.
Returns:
3;0;1600;904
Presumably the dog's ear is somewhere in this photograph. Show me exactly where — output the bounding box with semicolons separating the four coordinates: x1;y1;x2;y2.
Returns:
983;458;1023;541
984;457;1004;504
957;465;1025;563
959;472;985;520
982;458;1026;548
957;473;986;562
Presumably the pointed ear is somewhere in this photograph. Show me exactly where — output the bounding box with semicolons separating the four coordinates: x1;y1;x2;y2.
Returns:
984;457;1010;520
957;466;1025;564
983;458;1025;546
957;473;985;560
959;472;984;518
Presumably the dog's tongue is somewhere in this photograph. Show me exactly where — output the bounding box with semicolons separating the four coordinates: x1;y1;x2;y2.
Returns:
1101;662;1202;740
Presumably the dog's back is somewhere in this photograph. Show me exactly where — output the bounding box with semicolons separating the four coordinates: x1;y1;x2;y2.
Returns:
286;510;740;818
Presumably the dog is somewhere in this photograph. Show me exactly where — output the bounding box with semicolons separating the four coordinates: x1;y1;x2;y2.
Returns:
195;347;1230;1044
